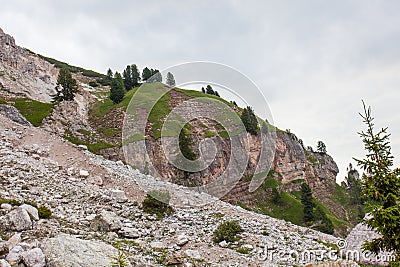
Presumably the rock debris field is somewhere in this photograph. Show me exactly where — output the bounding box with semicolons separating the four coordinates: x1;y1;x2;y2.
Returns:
0;114;360;267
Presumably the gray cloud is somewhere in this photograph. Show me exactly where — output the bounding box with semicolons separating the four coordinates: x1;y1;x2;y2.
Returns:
1;0;399;180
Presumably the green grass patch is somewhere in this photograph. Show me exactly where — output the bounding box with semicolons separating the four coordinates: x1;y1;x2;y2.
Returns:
255;191;304;226
64;130;116;154
205;130;216;138
219;130;229;138
12;98;53;126
38;54;105;78
0;97;7;104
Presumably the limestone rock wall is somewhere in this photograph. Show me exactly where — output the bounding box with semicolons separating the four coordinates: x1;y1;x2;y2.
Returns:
0;28;58;103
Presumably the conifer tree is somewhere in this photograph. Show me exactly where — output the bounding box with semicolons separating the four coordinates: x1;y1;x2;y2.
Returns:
52;68;78;102
317;141;327;154
131;64;140;86
110;72;125;104
241;106;259;135
355;102;400;262
142;67;152;82
301;183;314;223
123;65;133;90
206;85;215;95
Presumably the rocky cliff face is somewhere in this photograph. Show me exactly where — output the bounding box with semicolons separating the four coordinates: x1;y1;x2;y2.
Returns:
0;28;58;103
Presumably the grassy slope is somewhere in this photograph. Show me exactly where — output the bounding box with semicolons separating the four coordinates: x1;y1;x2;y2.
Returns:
6;98;54;127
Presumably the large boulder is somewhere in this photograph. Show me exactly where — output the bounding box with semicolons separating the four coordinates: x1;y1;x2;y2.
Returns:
41;234;119;267
20;204;39;221
90;210;122;232
0;207;32;231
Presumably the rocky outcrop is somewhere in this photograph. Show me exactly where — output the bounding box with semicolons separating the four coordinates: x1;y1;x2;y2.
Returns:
42;234;117;267
0;28;58;103
0;104;32;126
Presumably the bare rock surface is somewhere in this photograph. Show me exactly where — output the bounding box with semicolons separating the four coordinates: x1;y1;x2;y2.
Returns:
42;234;117;267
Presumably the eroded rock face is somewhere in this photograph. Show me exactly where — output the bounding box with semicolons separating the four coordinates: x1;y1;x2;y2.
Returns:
0;27;58;103
42;234;117;267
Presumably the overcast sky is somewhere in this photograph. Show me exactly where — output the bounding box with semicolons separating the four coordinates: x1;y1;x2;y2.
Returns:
1;0;399;181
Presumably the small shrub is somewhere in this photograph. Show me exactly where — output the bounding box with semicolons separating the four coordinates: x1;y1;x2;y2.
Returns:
141;190;173;219
38;206;52;219
0;198;22;206
89;81;99;87
235;246;251;254
213;220;244;243
21;185;29;190
110;242;130;267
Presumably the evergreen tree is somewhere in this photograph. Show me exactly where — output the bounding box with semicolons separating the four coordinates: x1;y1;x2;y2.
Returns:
214;91;220;97
301;183;314;223
354;103;400;262
201;87;205;94
345;164;363;205
131;64;140;86
142;67;152;82
166;72;176;87
52;68;78;102
110;72;125;104
271;188;282;204
241;106;259;135
317;141;327;153
206;85;215;95
313;205;334;234
123;65;133;90
107;68;113;80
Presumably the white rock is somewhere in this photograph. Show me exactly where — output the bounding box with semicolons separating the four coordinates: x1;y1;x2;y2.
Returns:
1;207;32;231
184;249;202;260
119;227;140;239
219;240;228;248
0;259;11;267
7;233;21;250
78;145;88;150
22;248;46;267
20;204;39;221
5;245;24;265
0;204;12;211
176;235;189;246
150;241;165;249
79;170;89;177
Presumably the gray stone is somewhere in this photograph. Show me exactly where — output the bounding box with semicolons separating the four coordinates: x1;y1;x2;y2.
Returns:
7;233;21;250
21;248;45;267
1;207;32;231
184;249;202;260
150;241;165;249
20;204;39;221
119;227;140;239
42;234;118;267
0;204;12;211
5;245;24;265
176;235;189;246
90;210;122;232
